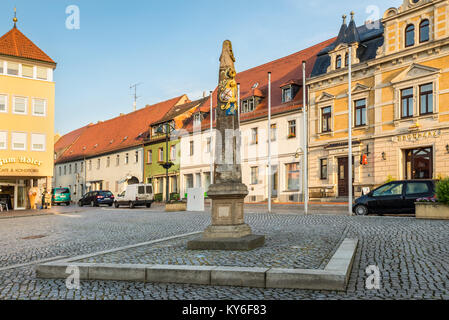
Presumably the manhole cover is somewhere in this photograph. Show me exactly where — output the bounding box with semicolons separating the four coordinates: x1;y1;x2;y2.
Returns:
21;235;47;240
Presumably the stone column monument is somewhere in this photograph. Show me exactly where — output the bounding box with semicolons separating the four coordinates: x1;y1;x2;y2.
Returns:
187;40;265;251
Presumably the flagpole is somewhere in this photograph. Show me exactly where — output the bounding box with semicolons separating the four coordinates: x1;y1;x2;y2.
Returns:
268;72;272;214
237;83;241;125
210;91;214;186
348;47;353;216
302;61;309;215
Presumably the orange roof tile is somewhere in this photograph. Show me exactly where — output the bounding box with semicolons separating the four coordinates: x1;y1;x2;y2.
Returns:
0;26;55;64
56;96;187;163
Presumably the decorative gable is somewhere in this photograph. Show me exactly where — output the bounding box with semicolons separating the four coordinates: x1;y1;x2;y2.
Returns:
316;92;335;103
391;63;440;84
352;83;371;94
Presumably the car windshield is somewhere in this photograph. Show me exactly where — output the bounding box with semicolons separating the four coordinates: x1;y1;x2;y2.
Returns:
55;188;70;194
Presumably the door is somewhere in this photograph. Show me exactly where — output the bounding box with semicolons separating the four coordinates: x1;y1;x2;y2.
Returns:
404;181;434;213
405;147;433;180
271;165;278;198
338;157;354;197
371;182;406;214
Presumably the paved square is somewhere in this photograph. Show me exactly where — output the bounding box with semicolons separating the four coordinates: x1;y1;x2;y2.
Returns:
0;206;448;300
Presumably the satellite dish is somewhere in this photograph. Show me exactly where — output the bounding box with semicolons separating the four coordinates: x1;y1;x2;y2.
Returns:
252;82;259;89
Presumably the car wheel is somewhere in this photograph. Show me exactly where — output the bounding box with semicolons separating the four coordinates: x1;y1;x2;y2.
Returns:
108;203;113;207
129;201;135;209
146;203;152;208
91;201;95;207
66;202;70;206
114;202;119;208
78;201;83;207
354;204;369;216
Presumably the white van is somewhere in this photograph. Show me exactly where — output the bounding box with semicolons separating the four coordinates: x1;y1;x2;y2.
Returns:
114;184;154;208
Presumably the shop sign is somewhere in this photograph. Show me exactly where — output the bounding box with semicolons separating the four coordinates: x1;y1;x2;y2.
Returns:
0;156;43;167
393;130;441;143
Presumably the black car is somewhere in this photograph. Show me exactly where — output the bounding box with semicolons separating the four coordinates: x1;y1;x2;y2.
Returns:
78;190;115;207
353;180;436;215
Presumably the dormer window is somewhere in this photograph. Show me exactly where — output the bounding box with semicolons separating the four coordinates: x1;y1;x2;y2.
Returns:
419;19;429;43
282;87;292;103
405;24;415;47
241;97;255;114
336;55;342;69
194;113;202;126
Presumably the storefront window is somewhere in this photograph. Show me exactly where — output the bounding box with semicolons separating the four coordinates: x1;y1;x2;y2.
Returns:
286;163;300;191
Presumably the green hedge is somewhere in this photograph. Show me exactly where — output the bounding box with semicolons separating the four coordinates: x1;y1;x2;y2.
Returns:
154;193;163;202
170;193;180;201
436;178;449;205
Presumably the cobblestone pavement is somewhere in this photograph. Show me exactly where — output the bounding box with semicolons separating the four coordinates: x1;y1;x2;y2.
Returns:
76;222;345;269
0;207;448;300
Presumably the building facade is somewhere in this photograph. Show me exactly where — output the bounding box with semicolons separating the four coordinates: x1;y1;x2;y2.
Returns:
307;0;449;199
54;96;187;202
0;20;56;210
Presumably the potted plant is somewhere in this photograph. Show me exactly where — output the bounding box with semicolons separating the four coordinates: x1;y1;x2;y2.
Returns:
415;178;449;220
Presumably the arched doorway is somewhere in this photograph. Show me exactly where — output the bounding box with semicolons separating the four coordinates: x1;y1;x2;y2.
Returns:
127;176;139;185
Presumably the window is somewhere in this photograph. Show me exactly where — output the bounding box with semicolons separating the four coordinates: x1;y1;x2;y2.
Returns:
31;133;46;151
59;166;62;176
419;19;429;43
419;83;433;115
355;99;366;127
194;113;201;126
11;132;26;150
336;55;342;69
116;155;120;166
0;131;7;150
401;87;414;118
125;153;129;165
13;96;27;114
322;107;332;132
345;53;349;67
7;62;19;76
248;98;254;111
206;137;211;153
282;87;292;103
189;142;194;156
288;120;296;138
159;148;164;161
89;160;92;171
270;124;277;141
22;65;33;78
69;164;72;174
286;163;300;191
106;156;110;168
0;60;3;73
170;145;176;161
74;163;78;173
135;151;139;163
64;166;67;175
251;167;259;185
0;95;7;113
251;128;258;144
405;24;415;47
241;100;248;113
80;161;84;172
32;99;46;116
406;182;430;195
36;67;47;80
147;150;152;164
373;182;403;197
320;159;328;180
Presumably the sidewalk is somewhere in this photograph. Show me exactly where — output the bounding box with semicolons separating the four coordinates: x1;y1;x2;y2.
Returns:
0;206;81;219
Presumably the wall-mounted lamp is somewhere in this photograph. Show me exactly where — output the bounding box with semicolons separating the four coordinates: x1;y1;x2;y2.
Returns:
382;152;387;161
446;144;449;154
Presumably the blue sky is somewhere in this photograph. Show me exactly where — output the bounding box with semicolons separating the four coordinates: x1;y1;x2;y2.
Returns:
0;0;402;135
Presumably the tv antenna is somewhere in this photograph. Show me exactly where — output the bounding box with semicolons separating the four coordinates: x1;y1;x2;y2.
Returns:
130;82;143;111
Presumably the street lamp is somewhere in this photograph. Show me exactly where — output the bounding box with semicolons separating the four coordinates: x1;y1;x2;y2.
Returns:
156;122;177;204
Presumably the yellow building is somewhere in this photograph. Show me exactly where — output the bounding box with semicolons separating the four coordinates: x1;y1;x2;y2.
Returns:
307;0;449;199
0;17;56;210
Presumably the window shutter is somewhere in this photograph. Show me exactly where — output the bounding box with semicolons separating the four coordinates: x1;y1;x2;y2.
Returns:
22;65;34;78
37;67;47;80
31;134;46;151
7;62;19;75
0;95;7;112
0;132;7;149
14;97;27;113
33;99;46;115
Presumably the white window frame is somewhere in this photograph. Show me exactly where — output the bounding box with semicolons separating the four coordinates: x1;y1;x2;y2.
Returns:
32;98;47;117
0;131;7;150
11;132;27;151
0;94;8;113
13;96;28;115
31;133;46;152
7;61;19;76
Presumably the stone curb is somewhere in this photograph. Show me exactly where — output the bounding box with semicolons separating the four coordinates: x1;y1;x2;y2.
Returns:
35;237;358;291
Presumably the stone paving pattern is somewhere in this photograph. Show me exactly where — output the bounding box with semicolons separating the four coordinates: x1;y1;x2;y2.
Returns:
75;224;345;269
0;207;448;300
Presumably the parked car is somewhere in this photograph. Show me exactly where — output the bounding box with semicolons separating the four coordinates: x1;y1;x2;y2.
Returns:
78;190;114;207
52;188;71;206
114;184;154;208
353;180;436;215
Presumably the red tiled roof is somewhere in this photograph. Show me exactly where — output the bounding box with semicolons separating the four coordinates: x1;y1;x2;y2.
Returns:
55;96;187;164
54;125;89;156
186;37;336;133
0;27;55;64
